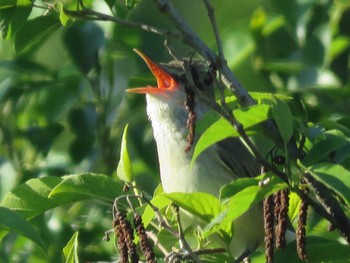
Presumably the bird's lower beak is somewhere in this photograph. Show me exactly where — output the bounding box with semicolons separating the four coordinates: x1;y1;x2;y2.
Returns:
127;49;178;94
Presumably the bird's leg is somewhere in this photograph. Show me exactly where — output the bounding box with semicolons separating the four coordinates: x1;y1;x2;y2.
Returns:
234;249;252;263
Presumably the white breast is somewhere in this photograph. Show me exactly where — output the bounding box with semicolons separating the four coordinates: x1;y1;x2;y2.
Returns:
146;93;233;196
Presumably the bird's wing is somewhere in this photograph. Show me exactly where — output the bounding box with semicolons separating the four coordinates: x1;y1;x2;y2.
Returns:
216;138;261;179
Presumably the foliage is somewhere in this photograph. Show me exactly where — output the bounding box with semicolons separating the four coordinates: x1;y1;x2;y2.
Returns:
0;0;350;262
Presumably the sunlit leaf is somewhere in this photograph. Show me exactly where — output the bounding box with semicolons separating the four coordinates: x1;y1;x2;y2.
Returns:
63;232;79;263
162;192;221;223
205;173;286;236
192;104;270;164
0;0;31;9
55;2;71;26
0;177;63;219
142;194;171;228
117;124;134;183
49;173;123;203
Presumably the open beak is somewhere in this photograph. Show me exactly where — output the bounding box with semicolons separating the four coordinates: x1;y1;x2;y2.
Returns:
127;49;179;94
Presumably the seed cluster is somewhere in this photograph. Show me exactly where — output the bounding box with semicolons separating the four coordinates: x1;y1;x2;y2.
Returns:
263;185;310;262
264;195;275;263
297;190;309;261
134;214;157;263
114;211;139;263
113;211;157;263
184;85;196;153
275;189;289;249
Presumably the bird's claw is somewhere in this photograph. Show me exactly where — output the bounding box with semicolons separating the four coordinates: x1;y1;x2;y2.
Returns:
165;248;191;263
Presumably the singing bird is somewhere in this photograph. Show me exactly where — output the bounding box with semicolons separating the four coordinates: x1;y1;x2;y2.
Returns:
127;49;264;259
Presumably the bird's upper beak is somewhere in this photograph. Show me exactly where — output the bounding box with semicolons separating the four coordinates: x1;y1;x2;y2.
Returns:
127;49;179;94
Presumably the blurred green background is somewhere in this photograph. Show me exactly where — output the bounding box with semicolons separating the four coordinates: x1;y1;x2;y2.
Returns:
0;0;349;261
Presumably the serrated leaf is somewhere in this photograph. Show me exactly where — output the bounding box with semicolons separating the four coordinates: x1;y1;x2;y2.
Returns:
307;163;350;207
162;192;221;223
49;173;123;202
116;124;134;183
0;176;64;219
63;232;79;263
271;96;293;145
192;104;270;164
15;15;60;54
0;206;45;250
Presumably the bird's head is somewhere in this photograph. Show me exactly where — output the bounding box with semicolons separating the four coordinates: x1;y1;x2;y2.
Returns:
127;49;215;104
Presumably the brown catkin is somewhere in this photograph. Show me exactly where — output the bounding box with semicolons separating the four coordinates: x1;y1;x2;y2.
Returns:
113;214;128;263
275;189;289;249
116;212;139;263
134;214;157;263
184;84;196;153
264;195;275;263
297;194;308;261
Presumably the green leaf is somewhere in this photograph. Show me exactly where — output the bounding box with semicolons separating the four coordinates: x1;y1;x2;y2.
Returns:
0;176;64;219
0;6;32;39
142;194;171;228
63;232;79;263
116;124;134;183
303;135;349;166
287;192;301;222
55;3;71;26
1;174;122;222
205;173;286;236
220;173;270;200
273;237;350;263
0;206;45;250
49;173;123;203
162;192;221;223
271;96;293;145
0;0;31;9
15;15;60;54
104;0;116;10
307;163;350;207
192;104;270;164
63;21;105;74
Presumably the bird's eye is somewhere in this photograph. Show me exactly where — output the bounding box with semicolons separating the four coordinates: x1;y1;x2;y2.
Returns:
179;74;188;85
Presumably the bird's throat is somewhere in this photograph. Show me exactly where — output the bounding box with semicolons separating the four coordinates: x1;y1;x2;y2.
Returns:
146;93;233;196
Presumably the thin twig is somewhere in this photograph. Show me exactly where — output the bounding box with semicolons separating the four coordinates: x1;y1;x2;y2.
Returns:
174;205;202;263
147;231;171;256
63;8;179;38
202;0;225;60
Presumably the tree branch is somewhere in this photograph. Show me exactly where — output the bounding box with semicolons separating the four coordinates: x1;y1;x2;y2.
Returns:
63;7;180;38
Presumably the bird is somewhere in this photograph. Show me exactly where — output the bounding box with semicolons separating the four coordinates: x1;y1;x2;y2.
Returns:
127;49;264;259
